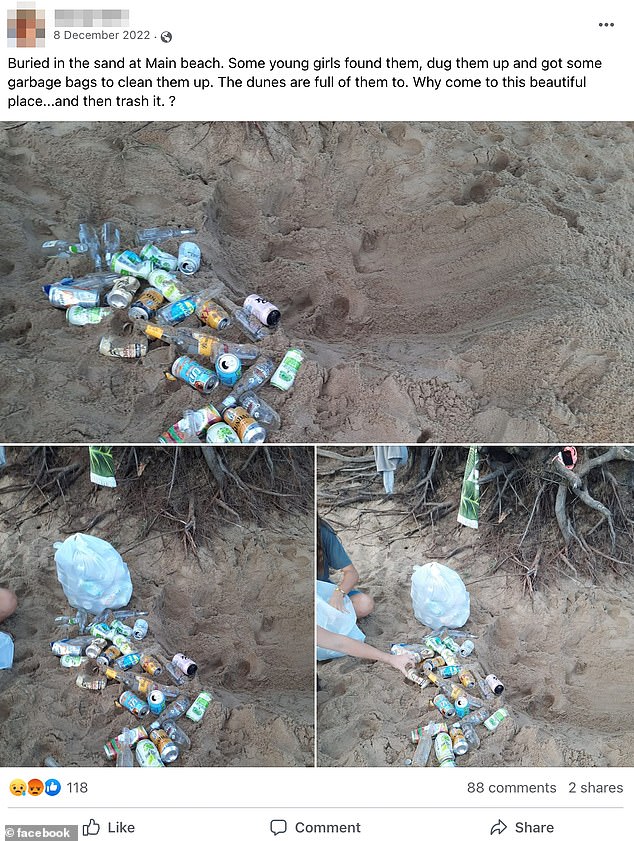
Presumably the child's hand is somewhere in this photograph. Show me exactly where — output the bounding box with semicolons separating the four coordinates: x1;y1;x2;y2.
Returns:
388;652;415;676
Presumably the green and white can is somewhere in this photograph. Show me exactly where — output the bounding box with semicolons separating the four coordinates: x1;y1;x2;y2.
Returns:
148;269;190;302
271;348;304;391
140;243;179;272
135;738;165;767
186;691;212;722
66;306;113;326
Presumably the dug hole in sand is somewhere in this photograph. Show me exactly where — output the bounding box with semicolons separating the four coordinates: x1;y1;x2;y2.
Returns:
1;121;634;442
0;445;314;766
316;446;634;767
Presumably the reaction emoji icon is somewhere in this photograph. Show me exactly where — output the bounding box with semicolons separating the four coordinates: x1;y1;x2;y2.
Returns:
45;778;62;796
28;778;45;796
10;778;27;796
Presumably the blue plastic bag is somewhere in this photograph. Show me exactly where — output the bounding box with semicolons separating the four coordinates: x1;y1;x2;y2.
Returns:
0;631;14;669
54;533;132;614
316;580;365;660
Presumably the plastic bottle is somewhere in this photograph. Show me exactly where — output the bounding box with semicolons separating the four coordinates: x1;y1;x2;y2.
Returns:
113;610;149;620
101;222;121;264
462;723;480;749
155;696;191;725
44;756;61;768
472;667;495;700
42;240;87;256
238;391;281;430
78;223;103;270
270;348;304;391
462;708;491;726
217;295;270;341
220;357;276;406
135;226;197;246
116;727;134;768
161;658;187;687
163;720;191;750
411;731;432;767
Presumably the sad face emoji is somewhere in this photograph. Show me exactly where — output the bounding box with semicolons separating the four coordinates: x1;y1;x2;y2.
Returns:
9;778;26;796
28;778;44;796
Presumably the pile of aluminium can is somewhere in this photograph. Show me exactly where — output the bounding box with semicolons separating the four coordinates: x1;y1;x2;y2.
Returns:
41;223;305;443
392;629;509;767
50;607;212;767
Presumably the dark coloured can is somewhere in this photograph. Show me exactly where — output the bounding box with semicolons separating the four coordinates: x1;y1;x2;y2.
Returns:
172;356;218;393
222;406;266;444
172;653;197;677
149;728;180;763
119;690;150;718
96;645;121;667
129;287;164;320
215;353;241;386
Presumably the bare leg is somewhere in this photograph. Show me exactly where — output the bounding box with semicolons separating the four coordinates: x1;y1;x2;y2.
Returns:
0;588;17;622
350;592;374;618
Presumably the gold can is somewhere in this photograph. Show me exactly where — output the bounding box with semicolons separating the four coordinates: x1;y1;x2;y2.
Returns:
197;299;230;330
459;668;476;689
450;684;467;702
140;654;163;677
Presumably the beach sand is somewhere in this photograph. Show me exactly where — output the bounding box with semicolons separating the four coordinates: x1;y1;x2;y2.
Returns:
1;121;634;442
316;474;634;767
0;446;314;767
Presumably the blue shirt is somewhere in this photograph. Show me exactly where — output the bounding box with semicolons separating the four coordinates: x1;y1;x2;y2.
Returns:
318;522;353;583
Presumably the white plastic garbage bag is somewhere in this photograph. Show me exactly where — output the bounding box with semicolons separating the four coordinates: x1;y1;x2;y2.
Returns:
0;631;14;669
411;562;470;630
54;533;132;614
316;580;365;660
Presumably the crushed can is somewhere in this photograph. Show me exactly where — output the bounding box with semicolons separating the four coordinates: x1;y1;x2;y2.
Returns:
148;268;190;302
110;250;153;280
105;276;140;309
66;305;113;326
85;638;108;659
99;336;148;359
111;620;133;638
60;655;89;668
140;243;179;272
76;671;107;690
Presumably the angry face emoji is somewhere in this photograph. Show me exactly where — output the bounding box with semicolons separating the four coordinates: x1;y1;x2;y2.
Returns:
28;778;44;796
9;778;26;796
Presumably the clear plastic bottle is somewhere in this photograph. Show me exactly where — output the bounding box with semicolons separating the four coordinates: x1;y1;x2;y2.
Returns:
135;226;197;246
238;391;281;430
163;720;191;750
472;666;495;700
411;731;432;767
462;723;481;749
113;610;149;620
44;756;61;768
42;240;87;256
154;696;191;726
462;708;491;726
78;223;103;270
217;295;270;341
220;357;276;407
116;727;134;768
101;222;121;264
161;658;187;687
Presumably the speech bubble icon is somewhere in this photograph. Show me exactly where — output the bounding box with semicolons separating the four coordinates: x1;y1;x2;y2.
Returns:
270;819;287;836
